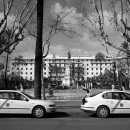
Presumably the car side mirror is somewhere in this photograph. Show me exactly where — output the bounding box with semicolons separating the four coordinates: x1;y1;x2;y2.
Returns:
25;98;29;102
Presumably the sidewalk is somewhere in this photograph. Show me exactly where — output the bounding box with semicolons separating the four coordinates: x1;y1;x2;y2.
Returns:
46;92;85;100
25;88;102;101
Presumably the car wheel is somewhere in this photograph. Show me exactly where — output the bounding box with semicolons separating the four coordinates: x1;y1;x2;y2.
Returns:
32;106;46;118
97;106;109;118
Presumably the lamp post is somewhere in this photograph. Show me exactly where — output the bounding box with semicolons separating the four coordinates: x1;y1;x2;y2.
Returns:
68;51;71;86
49;65;53;86
112;61;116;88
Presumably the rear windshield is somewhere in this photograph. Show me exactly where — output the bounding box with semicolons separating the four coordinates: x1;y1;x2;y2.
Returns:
89;92;101;97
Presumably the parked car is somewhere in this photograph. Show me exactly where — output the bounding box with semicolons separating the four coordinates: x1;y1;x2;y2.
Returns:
81;90;130;118
0;90;56;118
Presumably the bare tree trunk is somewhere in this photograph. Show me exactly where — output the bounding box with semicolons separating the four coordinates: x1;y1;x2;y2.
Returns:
128;64;130;89
34;0;44;99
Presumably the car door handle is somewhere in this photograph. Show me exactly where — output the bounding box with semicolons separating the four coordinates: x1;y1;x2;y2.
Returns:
10;101;14;103
6;103;10;107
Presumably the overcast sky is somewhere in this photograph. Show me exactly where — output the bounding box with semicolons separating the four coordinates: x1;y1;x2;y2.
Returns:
8;0;125;58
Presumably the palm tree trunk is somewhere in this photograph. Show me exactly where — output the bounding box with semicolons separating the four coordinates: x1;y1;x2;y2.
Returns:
41;61;46;99
5;53;9;89
100;60;101;87
34;0;44;99
100;61;101;76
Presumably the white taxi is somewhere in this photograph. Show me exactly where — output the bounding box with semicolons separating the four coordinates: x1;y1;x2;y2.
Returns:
81;90;130;118
0;90;56;118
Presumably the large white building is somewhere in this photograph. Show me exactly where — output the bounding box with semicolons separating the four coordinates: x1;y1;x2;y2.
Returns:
10;53;114;81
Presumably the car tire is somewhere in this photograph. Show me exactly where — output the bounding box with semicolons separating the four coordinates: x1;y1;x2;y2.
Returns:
97;106;109;118
32;106;46;118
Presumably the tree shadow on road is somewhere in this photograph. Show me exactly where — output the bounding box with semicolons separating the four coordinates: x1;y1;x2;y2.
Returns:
0;112;71;119
45;112;71;118
0;114;32;118
110;114;130;118
89;113;130;118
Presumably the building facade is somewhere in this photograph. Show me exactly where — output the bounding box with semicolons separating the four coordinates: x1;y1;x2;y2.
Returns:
10;53;114;81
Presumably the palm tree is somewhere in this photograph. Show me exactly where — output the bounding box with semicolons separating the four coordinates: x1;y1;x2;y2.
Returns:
95;52;105;86
0;28;19;89
13;55;23;79
117;41;130;89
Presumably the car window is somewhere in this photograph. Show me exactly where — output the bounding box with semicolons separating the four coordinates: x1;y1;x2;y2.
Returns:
21;92;35;99
112;92;120;100
10;92;27;101
0;92;9;99
102;92;112;99
120;92;130;100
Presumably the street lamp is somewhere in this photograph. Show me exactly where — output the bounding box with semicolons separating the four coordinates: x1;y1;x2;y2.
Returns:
112;61;116;87
49;65;53;86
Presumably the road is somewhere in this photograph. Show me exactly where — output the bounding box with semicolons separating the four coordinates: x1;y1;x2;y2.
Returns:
0;101;130;130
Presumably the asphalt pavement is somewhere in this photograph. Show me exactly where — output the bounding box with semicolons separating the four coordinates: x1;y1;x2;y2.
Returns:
1;100;130;130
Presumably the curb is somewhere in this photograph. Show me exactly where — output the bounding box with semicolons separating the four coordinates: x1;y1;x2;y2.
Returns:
48;100;81;102
46;95;83;101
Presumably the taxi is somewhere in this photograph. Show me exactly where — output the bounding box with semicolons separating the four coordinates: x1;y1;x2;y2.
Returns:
81;90;130;118
0;90;56;118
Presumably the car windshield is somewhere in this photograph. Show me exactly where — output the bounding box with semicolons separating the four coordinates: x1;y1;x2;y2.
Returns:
21;92;35;99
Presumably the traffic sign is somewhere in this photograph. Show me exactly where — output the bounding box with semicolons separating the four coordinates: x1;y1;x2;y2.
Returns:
0;63;4;70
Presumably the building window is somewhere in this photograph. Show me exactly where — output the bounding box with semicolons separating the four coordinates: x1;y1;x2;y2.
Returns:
21;68;23;70
26;72;28;74
26;68;28;70
30;77;32;80
30;68;32;70
30;72;32;74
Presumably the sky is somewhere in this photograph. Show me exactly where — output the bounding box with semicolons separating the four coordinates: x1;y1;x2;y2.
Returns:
1;0;125;58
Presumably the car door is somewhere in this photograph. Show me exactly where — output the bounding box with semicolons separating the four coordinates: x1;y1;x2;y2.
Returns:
0;92;10;113
9;92;31;114
119;92;130;113
110;92;124;114
103;92;124;114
